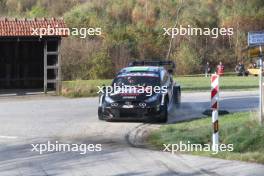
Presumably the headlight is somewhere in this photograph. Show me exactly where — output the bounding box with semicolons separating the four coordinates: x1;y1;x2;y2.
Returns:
105;96;115;103
145;94;159;103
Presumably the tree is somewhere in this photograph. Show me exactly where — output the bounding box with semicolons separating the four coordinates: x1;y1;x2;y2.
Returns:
89;50;114;79
172;42;201;75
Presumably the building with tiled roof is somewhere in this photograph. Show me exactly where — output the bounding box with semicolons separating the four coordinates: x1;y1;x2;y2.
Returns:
0;17;68;37
0;17;67;94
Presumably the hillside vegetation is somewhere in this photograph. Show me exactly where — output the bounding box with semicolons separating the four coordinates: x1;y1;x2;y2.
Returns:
1;0;264;79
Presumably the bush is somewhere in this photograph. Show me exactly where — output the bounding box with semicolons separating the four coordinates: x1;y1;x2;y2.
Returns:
61;38;103;80
172;42;201;75
26;5;47;17
89;50;115;79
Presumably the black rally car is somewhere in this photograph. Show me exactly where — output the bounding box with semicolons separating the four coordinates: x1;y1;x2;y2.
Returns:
98;61;181;122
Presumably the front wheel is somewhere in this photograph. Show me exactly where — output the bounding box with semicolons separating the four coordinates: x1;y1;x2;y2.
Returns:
98;107;103;120
158;100;168;123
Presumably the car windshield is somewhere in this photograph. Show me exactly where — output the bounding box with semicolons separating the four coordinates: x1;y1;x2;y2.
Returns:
113;76;160;87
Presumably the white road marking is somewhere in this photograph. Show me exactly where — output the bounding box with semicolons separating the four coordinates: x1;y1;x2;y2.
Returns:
0;135;18;139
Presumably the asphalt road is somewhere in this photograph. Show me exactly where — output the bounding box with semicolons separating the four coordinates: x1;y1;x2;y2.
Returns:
0;91;263;176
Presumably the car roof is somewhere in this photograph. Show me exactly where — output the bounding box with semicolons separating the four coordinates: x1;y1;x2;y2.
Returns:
117;72;160;78
119;66;163;74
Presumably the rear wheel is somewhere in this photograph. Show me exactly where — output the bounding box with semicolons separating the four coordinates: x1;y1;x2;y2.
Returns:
173;85;181;107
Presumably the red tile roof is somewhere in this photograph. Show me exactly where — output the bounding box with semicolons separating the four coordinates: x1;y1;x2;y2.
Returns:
0;17;68;37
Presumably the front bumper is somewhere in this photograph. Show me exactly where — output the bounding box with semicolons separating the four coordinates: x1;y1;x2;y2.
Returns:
100;103;162;120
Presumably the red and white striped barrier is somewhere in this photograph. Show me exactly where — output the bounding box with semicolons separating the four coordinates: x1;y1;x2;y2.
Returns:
211;74;219;109
211;74;219;151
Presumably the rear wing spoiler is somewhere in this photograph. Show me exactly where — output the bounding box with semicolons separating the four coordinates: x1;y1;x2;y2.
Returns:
128;60;176;73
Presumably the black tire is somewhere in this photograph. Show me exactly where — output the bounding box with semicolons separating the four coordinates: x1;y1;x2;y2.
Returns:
98;107;104;120
158;99;168;123
173;85;181;107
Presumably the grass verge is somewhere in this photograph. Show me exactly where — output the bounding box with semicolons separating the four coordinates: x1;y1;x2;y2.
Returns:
61;80;111;98
147;112;264;164
61;76;258;97
176;76;258;91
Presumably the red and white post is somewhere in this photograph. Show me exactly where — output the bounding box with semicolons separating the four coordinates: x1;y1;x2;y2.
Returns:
211;74;219;152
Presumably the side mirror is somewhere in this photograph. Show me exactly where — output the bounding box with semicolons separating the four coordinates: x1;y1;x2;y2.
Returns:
101;84;106;94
